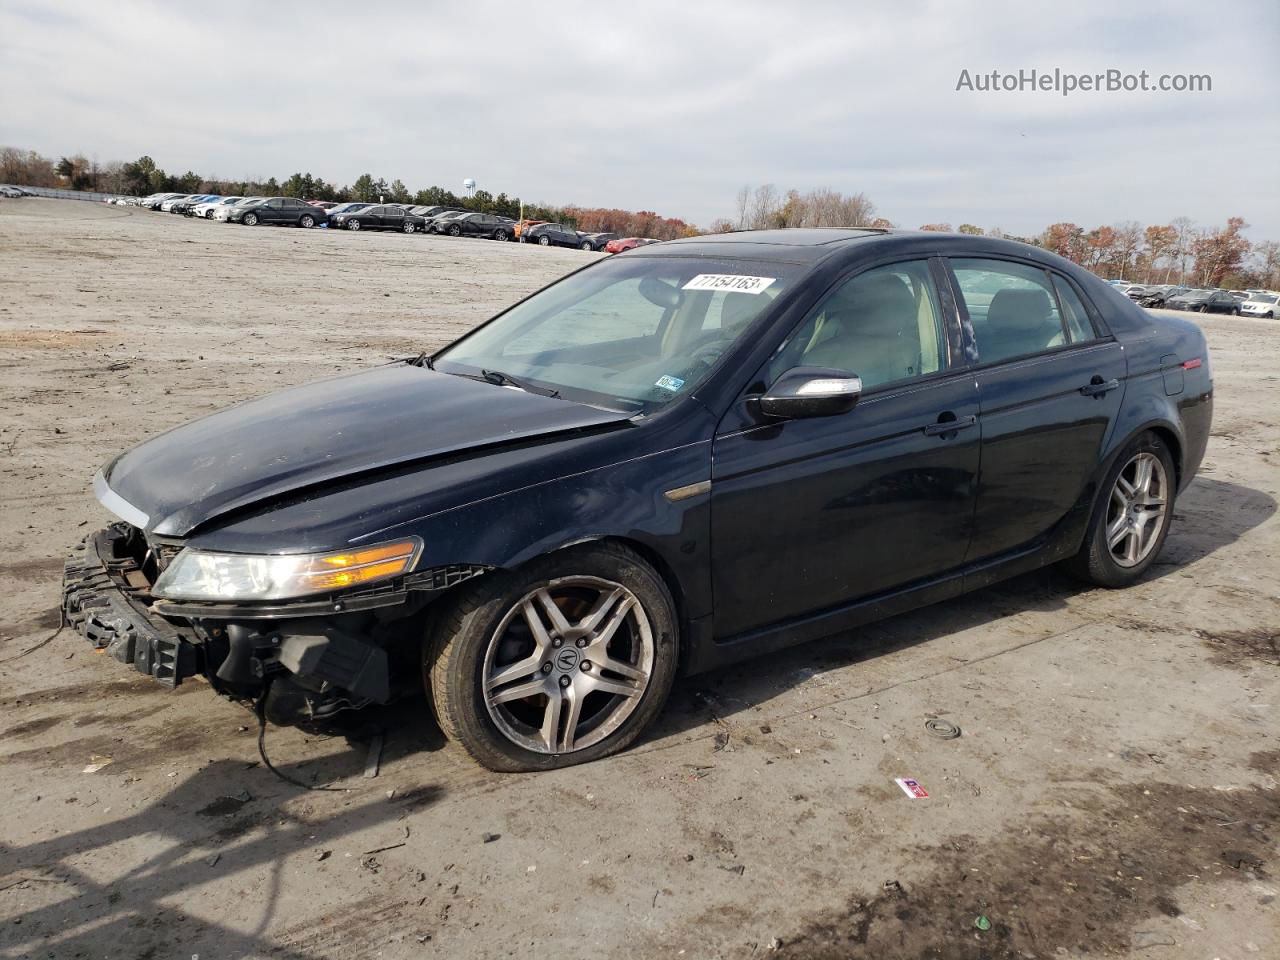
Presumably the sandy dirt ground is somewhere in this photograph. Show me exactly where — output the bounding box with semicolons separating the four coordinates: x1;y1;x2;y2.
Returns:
0;198;1277;960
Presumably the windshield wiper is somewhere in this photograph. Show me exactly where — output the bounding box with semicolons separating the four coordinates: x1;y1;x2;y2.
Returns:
406;352;434;369
481;368;560;398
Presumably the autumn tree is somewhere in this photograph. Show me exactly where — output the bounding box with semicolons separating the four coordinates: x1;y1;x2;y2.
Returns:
957;224;984;235
919;223;952;232
1192;217;1250;286
1041;222;1086;263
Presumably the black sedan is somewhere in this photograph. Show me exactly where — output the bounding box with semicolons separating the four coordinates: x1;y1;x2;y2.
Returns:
228;196;328;228
437;212;516;240
1164;288;1239;314
523;222;585;248
330;204;425;233
65;229;1212;772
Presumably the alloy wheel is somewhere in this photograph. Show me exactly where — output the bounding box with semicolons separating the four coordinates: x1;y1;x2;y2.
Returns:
404;221;416;233
482;577;654;754
1105;452;1168;567
301;215;315;228
348;219;361;231
244;213;258;226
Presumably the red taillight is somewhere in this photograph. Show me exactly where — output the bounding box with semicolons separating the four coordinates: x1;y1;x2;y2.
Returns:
1182;358;1202;370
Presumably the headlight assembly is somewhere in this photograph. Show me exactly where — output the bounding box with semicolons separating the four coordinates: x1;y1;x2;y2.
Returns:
152;537;422;602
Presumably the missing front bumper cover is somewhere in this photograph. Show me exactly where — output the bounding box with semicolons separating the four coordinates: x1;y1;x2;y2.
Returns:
62;527;198;686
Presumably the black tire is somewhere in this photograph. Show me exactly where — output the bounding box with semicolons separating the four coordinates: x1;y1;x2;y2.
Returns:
1198;304;1208;313
403;220;416;233
242;212;259;226
1060;431;1177;587
581;240;593;250
1231;307;1240;316
425;542;679;772
493;229;508;242
347;219;361;231
447;224;462;237
300;214;315;228
538;235;551;246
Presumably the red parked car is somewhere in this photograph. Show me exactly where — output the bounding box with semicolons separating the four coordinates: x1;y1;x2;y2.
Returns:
604;237;660;254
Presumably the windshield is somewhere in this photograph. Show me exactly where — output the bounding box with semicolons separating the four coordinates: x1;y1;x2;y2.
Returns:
1252;294;1278;304
435;256;802;413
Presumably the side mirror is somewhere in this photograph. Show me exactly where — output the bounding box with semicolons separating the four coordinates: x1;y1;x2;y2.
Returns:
759;367;862;420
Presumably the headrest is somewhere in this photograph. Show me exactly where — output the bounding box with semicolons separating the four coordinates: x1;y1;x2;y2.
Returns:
828;273;915;337
987;288;1055;331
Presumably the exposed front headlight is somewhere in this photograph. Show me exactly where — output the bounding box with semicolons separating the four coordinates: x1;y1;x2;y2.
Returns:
152;537;422;601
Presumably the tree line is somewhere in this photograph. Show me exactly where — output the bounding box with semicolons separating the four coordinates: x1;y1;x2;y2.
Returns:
4;146;1273;285
723;183;1277;290
0;146;698;240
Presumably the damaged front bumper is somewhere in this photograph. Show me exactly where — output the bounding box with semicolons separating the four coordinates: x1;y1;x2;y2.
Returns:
63;526;198;685
63;524;490;725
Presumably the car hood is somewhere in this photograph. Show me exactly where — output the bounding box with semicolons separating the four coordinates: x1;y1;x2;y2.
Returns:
103;364;632;537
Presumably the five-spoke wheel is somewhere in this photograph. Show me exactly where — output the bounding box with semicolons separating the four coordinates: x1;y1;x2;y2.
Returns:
426;542;677;771
1105;452;1167;567
1063;432;1176;587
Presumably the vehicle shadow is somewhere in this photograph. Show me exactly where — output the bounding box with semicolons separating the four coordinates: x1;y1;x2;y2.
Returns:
645;475;1275;744
2;754;445;958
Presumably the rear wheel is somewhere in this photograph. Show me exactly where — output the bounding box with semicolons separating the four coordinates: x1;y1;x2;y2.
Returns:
1061;432;1176;587
493;228;508;241
426;542;678;772
403;220;416;233
538;235;551;246
300;214;315;228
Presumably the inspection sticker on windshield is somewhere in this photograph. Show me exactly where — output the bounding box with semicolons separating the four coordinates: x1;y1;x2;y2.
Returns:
654;375;685;392
683;274;776;295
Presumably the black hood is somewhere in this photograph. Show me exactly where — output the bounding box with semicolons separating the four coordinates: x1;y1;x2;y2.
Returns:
104;364;631;537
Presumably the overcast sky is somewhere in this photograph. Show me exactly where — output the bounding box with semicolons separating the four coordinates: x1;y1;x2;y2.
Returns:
2;0;1276;239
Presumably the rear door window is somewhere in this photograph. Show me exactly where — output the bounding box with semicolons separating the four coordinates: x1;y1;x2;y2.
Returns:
950;259;1069;364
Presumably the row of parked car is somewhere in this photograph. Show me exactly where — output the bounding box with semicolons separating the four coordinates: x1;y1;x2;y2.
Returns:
107;192;662;255
1107;280;1279;318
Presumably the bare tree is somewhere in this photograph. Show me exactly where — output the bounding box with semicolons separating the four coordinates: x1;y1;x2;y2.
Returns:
735;185;752;230
749;184;779;230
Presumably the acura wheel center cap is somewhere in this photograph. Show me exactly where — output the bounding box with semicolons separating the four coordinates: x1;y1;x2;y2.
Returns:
554;648;581;673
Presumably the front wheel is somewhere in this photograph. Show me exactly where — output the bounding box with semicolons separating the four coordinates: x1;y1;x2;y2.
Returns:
1061;432;1176;587
347;219;361;231
1198;304;1209;313
447;224;462;237
242;212;259;226
581;240;593;250
426;542;679;772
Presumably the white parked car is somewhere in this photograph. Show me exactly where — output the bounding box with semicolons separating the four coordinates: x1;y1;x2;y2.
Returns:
191;196;244;219
213;197;264;221
1239;292;1279;319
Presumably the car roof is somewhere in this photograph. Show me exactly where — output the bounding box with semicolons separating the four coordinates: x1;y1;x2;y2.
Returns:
632;228;1099;273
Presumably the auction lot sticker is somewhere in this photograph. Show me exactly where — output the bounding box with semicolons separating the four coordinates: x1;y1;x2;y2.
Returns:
683;274;776;294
